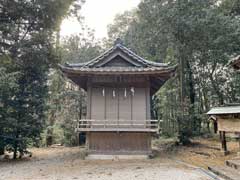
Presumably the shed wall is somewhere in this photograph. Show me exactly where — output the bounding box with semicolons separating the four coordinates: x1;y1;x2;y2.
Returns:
218;118;240;132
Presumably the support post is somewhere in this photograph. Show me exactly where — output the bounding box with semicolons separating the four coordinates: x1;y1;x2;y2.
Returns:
237;133;240;157
220;131;228;155
213;121;218;134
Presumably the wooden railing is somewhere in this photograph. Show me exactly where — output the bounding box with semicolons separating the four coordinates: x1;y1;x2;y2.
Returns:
75;119;158;132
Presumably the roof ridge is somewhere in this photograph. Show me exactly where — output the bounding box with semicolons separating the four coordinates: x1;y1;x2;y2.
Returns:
66;46;116;68
65;41;170;68
117;44;169;67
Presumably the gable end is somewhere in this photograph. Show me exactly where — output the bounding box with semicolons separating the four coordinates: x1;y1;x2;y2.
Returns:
93;50;144;68
102;55;136;67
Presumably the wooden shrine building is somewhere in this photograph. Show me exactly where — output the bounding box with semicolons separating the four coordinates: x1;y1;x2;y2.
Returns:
60;40;177;157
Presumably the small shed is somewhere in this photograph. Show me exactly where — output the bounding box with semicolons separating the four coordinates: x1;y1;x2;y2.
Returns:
60;40;177;157
207;106;240;155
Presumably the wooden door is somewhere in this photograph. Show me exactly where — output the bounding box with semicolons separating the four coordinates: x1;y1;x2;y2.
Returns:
106;87;118;127
132;88;146;128
119;88;132;127
91;87;105;120
132;88;146;120
91;87;105;128
119;88;131;120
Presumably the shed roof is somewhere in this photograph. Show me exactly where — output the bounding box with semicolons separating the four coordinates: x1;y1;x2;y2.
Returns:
207;106;240;115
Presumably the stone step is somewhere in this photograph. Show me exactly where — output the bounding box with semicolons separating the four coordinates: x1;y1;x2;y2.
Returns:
226;159;240;170
208;166;240;180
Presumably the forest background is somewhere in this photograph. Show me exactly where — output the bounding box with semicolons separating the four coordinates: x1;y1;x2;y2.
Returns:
0;0;240;158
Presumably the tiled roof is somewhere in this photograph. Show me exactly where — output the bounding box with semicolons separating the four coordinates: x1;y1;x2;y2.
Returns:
207;106;240;115
65;43;169;68
60;40;177;93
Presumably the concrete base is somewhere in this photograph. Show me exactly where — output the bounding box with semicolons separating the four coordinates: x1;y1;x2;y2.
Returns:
86;154;149;160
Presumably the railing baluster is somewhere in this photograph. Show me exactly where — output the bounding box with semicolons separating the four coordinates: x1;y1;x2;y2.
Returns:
75;119;159;132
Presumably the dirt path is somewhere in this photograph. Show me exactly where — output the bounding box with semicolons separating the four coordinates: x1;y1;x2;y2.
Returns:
0;147;213;180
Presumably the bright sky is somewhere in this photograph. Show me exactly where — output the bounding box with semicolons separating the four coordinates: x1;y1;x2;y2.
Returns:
60;0;140;39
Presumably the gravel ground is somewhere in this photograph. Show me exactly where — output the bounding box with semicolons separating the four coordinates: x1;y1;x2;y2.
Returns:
0;147;214;180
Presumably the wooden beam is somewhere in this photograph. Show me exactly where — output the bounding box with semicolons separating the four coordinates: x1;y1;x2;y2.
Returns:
76;128;157;133
87;78;92;119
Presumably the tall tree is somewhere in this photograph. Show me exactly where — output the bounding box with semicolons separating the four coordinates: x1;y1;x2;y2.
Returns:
0;0;84;158
44;31;102;146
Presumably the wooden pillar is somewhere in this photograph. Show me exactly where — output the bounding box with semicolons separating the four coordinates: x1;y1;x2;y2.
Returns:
238;137;240;157
220;131;228;155
77;132;80;146
85;132;90;152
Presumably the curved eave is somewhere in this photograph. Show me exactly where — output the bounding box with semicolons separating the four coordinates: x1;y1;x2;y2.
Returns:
59;64;177;76
59;64;178;93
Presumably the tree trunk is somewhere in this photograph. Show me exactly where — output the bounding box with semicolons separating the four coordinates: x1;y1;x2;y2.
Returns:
209;62;224;105
0;138;4;155
186;60;195;106
186;60;198;133
13;134;18;159
0;146;4;155
209;75;224;105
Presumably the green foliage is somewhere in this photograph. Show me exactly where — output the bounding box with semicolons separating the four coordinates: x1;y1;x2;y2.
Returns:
43;30;102;147
0;0;84;158
1;0;240;154
61;31;102;63
0;65;19;155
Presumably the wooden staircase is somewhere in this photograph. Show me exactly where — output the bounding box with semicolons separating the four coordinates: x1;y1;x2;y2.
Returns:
208;159;240;180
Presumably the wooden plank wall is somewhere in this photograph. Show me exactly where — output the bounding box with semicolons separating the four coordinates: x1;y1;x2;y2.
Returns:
91;87;147;121
88;132;151;155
